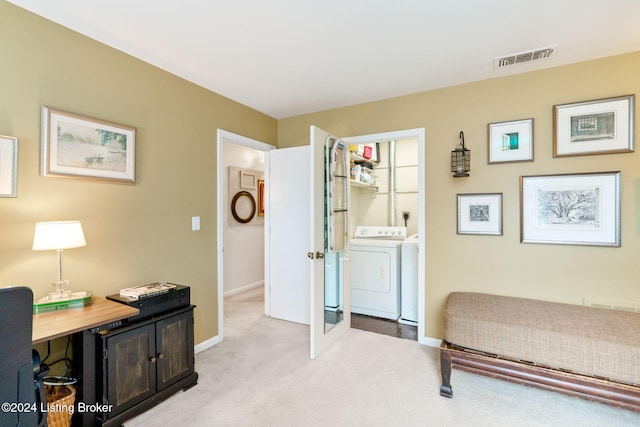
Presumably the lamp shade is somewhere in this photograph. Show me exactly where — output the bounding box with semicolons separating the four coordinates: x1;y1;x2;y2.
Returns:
32;221;87;251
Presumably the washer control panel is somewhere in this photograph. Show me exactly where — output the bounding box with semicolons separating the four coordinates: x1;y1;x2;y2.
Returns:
354;226;407;240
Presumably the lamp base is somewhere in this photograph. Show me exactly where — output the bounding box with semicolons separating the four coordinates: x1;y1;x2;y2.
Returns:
51;280;70;299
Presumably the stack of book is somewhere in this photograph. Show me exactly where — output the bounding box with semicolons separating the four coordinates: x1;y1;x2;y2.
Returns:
119;283;176;300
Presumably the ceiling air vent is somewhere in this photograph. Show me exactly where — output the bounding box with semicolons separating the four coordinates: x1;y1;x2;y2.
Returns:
583;298;640;313
493;45;558;69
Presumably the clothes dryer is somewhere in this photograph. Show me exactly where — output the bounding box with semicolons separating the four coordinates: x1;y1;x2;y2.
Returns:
350;226;406;320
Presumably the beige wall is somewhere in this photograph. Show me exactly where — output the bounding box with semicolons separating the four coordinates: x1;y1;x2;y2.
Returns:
0;2;277;345
3;0;640;347
278;52;640;339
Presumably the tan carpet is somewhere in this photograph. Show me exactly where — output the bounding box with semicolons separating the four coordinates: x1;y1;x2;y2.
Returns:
125;287;640;426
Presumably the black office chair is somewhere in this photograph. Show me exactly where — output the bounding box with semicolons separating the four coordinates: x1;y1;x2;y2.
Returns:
0;286;47;427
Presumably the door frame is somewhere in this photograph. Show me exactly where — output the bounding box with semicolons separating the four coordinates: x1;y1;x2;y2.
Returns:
216;129;275;343
215;127;426;347
343;128;426;345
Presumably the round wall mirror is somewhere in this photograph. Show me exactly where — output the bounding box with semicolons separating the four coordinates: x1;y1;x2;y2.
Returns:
231;191;256;223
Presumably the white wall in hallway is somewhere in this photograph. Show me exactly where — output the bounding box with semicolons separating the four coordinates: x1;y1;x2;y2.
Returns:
223;140;265;295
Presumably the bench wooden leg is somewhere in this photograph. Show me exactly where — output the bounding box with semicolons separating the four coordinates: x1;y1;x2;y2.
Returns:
440;346;453;398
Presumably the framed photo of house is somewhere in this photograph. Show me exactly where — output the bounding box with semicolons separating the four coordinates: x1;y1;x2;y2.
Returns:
41;106;136;183
520;171;621;247
553;95;634;157
488;118;534;164
457;193;503;235
0;135;18;197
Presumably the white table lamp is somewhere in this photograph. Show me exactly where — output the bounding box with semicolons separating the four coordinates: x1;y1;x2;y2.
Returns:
33;221;86;299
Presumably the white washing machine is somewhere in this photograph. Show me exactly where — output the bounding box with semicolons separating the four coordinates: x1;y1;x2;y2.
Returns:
350;226;406;320
400;234;419;325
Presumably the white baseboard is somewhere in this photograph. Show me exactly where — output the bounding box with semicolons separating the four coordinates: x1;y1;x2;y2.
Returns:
195;334;222;354
223;281;264;298
420;336;442;348
198;333;439;354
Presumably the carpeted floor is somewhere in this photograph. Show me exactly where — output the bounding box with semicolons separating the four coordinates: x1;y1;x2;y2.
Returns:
125;287;640;426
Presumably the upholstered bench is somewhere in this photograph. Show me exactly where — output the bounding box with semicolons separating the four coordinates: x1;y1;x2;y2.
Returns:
439;292;640;411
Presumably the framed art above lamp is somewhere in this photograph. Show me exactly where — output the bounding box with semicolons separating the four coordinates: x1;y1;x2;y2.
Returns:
41;106;136;183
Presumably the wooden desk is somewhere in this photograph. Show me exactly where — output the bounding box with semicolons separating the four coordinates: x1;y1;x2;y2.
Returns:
33;297;139;343
33;296;139;427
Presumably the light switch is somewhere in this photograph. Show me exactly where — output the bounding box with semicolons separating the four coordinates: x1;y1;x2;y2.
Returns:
191;216;200;231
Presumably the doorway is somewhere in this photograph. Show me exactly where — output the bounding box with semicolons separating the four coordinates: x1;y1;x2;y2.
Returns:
216;128;425;348
216;129;275;342
349;137;420;341
343;129;425;345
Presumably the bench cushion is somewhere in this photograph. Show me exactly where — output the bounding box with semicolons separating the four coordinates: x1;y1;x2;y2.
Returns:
443;292;640;386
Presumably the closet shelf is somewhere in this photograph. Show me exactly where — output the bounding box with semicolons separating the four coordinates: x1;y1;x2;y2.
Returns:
350;179;377;190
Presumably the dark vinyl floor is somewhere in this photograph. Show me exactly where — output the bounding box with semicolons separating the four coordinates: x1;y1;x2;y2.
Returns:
351;313;417;341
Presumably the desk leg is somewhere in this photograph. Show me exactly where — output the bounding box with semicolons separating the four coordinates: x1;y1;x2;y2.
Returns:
72;330;97;427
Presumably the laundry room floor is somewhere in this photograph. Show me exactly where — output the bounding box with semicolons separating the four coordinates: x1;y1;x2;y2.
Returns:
351;314;417;341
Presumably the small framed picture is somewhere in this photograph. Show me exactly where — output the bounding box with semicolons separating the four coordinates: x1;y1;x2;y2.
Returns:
553;95;634;157
520;171;621;247
488;118;534;164
240;170;257;189
0;135;18;197
41;106;136;183
457;193;503;235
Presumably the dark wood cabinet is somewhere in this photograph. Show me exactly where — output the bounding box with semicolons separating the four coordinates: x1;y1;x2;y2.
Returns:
96;306;198;426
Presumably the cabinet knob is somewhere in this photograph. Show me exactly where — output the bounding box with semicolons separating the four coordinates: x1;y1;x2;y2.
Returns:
158;353;164;360
149;356;157;363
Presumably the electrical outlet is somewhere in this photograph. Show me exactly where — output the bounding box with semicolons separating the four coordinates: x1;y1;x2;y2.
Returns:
402;211;410;220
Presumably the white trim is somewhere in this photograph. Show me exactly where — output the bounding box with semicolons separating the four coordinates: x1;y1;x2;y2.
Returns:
422;336;442;348
216;127;428;348
344;128;427;345
195;335;222;354
216;129;275;345
223;280;264;298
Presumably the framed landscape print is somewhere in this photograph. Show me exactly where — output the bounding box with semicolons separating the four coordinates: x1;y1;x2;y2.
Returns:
520;171;621;247
553;95;634;157
457;193;503;235
41;106;136;183
488;118;534;164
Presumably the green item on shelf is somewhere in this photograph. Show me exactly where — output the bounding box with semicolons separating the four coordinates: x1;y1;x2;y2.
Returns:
33;291;93;314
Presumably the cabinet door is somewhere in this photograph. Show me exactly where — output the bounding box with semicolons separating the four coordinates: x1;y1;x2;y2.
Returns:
105;324;156;417
155;309;194;391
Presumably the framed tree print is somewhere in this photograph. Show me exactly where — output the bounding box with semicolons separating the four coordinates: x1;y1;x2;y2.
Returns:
520;171;621;247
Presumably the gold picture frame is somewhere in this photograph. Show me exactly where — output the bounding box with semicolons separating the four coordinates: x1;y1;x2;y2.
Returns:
41;106;136;183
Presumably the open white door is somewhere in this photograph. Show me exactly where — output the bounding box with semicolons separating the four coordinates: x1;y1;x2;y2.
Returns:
310;126;351;359
268;146;310;325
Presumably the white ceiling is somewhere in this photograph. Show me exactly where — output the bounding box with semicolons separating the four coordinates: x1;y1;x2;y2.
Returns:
8;0;640;119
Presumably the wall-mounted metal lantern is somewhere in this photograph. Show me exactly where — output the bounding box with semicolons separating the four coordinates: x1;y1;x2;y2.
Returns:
451;131;470;177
